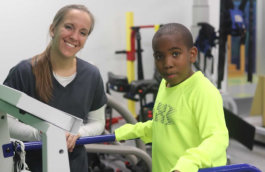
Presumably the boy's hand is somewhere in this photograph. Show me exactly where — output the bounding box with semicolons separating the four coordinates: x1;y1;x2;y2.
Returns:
65;132;80;152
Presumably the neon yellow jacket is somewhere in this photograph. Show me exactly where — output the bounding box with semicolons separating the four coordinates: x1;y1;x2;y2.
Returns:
115;71;229;172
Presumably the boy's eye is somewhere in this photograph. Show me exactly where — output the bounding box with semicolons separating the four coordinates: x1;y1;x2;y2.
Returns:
172;52;180;57
154;54;163;60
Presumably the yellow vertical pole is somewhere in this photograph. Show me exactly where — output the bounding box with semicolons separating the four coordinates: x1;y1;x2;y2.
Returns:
126;12;136;117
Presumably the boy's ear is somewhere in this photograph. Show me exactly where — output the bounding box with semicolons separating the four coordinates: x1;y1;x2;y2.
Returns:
189;46;198;63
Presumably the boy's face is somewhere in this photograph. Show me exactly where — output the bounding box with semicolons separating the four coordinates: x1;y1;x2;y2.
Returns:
153;33;197;87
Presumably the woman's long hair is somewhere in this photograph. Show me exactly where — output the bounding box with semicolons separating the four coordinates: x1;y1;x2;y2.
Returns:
31;4;95;103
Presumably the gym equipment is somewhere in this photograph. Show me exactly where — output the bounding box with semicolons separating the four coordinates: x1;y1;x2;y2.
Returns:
246;0;255;82
218;0;233;89
224;108;255;150
2;134;116;152
115;23;160;81
244;115;265;145
199;163;261;172
247;0;265;144
3;134;261;172
227;0;250;78
218;0;256;87
98;94;151;171
2;93;152;172
1;87;261;172
194;22;218;75
0;84;83;172
113;12;161;118
0;85;151;172
106;18;161;127
106;71;159;123
125;12;136;117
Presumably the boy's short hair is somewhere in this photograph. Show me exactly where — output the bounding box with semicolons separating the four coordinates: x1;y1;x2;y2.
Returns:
152;23;194;49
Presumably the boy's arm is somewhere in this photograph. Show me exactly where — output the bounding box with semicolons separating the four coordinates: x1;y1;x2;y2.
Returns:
172;89;229;172
115;120;153;143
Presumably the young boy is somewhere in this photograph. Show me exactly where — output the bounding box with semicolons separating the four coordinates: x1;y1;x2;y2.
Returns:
115;23;229;172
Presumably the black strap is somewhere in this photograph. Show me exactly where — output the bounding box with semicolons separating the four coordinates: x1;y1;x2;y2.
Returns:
135;28;144;80
247;0;254;82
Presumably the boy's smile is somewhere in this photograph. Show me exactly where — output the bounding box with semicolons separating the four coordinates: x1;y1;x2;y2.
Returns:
153;33;197;87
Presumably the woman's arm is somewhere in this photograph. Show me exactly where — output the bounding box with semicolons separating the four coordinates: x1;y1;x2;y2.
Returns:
78;105;106;137
7;115;41;141
66;105;105;152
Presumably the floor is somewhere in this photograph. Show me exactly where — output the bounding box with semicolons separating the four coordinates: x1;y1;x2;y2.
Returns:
227;138;265;171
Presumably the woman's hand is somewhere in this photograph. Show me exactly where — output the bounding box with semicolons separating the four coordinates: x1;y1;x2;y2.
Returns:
65;132;80;152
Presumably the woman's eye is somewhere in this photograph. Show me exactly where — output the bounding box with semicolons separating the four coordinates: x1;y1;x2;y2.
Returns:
65;25;73;30
80;31;88;37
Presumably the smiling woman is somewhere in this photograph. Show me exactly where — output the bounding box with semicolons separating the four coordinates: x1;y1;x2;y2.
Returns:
3;4;107;172
50;9;92;60
34;5;95;103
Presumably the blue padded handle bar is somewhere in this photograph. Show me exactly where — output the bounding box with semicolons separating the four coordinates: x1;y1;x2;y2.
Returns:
2;134;262;171
2;134;116;157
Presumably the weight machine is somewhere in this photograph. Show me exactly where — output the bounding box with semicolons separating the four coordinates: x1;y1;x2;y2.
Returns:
0;84;83;172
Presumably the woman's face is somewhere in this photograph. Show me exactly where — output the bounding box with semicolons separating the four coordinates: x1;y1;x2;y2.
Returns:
50;9;92;59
